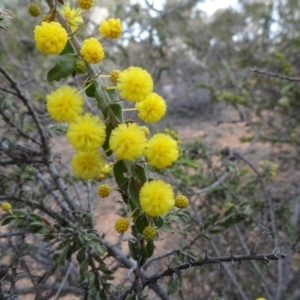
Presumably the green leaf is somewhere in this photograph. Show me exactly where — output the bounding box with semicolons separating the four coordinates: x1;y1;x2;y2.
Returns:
56;240;70;251
161;223;174;233
133;163;147;185
105;88;119;101
128;179;141;209
76;248;86;264
80;259;89;279
61;40;75;55
94;275;101;293
209;226;224;234
139;244;148;266
128;240;138;260
1;216;15;226
95;86;108;116
109;103;124;123
65;242;77;260
224;205;235;216
47;55;76;82
153;216;164;228
146;240;155;258
85;82;96;98
208;213;220;225
113;160;128;188
135;215;149;234
30;214;42;222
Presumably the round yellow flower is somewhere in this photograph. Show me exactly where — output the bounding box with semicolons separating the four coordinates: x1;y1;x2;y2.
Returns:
98;184;111;198
140;180;174;217
110;69;121;84
99;18;122;39
114;217;130;233
71;151;104;180
78;0;94;10
59;2;83;32
1;202;12;212
174;195;189;208
117;67;153;102
66;113;106;151
143;226;156;241
136;93;167;123
109;123;147;161
144;133;179;168
80;37;105;64
28;4;41;17
46;86;84;123
34;22;68;55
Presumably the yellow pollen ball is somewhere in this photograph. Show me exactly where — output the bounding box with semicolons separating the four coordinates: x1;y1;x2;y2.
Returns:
136;93;167;123
99;18;122;39
98;184;111;198
78;0;94;10
114;217;130;233
117;67;153;102
66;113;106;152
144;133;179;169
109;123;147;161
1;202;12;212
139;180;174;217
174;195;189;208
80;37;105;64
46;85;84;123
71;151;104;180
34;22;68;55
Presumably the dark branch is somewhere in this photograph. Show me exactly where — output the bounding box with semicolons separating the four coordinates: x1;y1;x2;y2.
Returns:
142;250;288;289
248;67;300;82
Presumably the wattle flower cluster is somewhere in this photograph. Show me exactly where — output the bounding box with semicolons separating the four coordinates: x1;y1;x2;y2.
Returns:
32;0;188;238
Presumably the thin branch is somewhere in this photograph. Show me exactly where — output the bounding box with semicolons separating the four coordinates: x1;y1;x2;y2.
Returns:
193;172;231;195
54;262;72;300
142;247;287;291
248;67;300;82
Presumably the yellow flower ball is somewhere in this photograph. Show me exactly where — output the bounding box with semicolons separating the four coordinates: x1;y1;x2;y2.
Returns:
117;67;153;102
80;37;105;64
110;69;121;84
136;93;167;123
66;113;106;151
59;2;83;32
140;180;174;217
174;195;189;208
98;184;111;198
28;4;41;17
99;18;122;39
114;217;130;233
144;133;179;168
34;22;68;55
78;0;94;10
1;202;12;212
71;151;104;180
46;86;84;123
143;226;156;241
109;123;147;161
